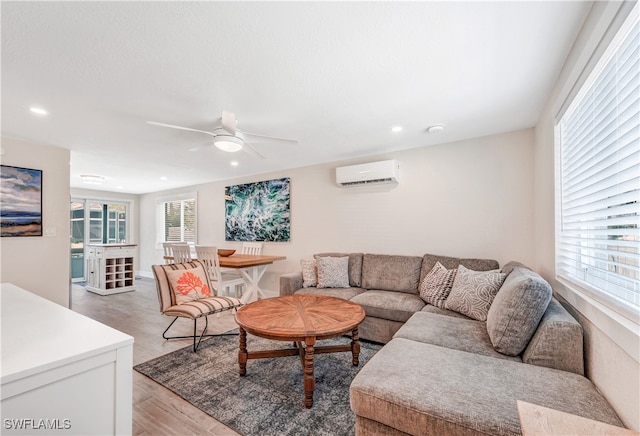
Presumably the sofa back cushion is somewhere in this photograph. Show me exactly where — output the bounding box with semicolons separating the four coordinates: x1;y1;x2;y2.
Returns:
486;267;552;356
314;252;363;287
522;298;584;375
420;253;499;283
361;254;423;293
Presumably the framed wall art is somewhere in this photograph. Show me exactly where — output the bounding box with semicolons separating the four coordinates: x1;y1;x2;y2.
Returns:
1;165;43;237
225;177;290;242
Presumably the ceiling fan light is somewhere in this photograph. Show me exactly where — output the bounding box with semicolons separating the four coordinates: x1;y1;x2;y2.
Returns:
214;136;243;152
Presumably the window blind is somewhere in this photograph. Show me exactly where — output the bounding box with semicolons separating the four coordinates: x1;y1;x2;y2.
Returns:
163;199;196;244
557;11;640;317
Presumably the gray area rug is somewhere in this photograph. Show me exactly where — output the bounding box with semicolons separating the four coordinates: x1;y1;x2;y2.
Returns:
134;332;382;436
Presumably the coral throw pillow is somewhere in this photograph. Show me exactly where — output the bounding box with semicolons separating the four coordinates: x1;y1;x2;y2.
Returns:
165;265;212;305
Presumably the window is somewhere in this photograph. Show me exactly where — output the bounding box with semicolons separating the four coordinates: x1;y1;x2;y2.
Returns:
158;194;196;244
556;7;639;321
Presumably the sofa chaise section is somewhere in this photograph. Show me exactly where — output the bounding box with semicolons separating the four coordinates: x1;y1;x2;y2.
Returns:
350;338;623;436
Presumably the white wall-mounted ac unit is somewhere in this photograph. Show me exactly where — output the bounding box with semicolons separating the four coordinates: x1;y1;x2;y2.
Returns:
336;160;400;187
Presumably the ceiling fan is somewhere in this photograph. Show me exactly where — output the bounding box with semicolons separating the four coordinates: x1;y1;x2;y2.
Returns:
147;111;297;159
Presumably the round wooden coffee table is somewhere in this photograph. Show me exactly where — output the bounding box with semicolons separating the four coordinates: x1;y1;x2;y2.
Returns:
235;294;366;408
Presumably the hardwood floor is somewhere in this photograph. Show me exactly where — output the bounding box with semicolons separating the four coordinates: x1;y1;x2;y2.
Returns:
71;278;241;435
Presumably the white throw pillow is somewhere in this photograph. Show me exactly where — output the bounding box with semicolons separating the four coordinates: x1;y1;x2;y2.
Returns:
300;259;318;287
316;256;350;288
419;261;457;308
445;265;506;321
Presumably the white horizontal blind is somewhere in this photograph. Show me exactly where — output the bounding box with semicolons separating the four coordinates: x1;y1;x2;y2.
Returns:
163;199;196;244
557;10;640;317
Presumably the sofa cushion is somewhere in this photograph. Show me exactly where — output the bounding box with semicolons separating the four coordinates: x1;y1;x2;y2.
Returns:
294;287;366;301
486;267;552;356
361;254;423;294
394;312;520;362
350;338;623;436
350;290;425;323
316;256;350;288
420;253;500;283
418;262;457;308
500;260;531;276
314;252;363;287
300;259;317;287
522;298;585;375
445;265;506;321
420;304;473;320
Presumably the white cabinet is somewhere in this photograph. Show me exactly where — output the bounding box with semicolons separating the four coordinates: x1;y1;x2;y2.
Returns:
86;244;137;295
1;283;134;435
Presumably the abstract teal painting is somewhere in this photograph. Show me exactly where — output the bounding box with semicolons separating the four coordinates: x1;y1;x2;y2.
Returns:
225;177;290;242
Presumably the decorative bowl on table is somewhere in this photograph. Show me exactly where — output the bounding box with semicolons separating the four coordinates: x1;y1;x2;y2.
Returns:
218;249;236;257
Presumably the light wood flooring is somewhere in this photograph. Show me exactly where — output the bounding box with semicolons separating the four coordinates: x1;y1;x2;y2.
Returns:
71;278;241;436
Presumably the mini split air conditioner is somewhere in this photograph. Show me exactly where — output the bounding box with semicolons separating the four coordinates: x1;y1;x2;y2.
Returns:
336;160;400;187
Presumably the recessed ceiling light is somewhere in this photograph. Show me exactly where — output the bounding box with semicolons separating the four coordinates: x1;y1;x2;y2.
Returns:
160;176;168;180
391;126;403;133
230;161;239;167
116;186;124;190
426;124;445;133
29;106;48;116
80;174;106;185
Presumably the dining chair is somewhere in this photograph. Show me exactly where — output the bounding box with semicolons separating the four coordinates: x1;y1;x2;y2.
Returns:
241;242;263;255
195;245;246;297
171;243;192;263
152;260;243;352
162;242;176;264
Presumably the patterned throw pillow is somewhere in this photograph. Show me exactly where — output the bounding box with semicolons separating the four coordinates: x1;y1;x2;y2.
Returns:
316;256;350;288
301;259;318;288
419;262;457;308
165;265;212;305
445;265;506;321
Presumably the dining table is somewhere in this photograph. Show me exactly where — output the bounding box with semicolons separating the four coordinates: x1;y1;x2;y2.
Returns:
218;253;286;303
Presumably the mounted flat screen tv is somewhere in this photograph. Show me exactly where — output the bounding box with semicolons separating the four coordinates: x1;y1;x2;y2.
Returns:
1;165;43;237
225;177;290;242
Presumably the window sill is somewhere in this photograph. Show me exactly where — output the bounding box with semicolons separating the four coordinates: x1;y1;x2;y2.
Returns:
554;277;640;364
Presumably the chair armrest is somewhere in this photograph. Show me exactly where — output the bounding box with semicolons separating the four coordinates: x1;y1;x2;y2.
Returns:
280;272;303;296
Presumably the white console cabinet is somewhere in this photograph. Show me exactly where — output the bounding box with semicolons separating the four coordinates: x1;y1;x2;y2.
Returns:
1;283;134;435
86;244;137;295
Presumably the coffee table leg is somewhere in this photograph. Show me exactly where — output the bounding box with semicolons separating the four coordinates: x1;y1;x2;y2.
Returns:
303;336;316;408
351;327;361;366
238;326;247;376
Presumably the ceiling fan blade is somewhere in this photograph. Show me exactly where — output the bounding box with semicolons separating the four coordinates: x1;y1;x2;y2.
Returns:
221;111;237;135
188;145;207;152
242;131;298;144
243;143;266;159
147;121;216;137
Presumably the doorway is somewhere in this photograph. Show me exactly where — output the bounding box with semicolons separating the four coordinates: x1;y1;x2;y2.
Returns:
70;199;130;282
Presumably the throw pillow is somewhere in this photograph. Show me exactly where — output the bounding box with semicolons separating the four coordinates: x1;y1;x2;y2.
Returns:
445;265;506;321
316;256;350;288
486;267;552;356
300;259;318;288
418;262;457;308
165;265;212;305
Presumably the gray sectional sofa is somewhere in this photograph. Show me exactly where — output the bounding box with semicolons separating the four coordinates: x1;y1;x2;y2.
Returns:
279;252;625;435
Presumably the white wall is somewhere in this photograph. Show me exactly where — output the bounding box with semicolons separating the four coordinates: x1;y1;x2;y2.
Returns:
139;128;535;293
534;1;639;429
1;138;71;307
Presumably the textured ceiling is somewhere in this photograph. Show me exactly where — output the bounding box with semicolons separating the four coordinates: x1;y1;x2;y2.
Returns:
1;1;591;194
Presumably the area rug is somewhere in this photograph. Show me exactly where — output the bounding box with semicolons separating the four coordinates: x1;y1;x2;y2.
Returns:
134;332;382;436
